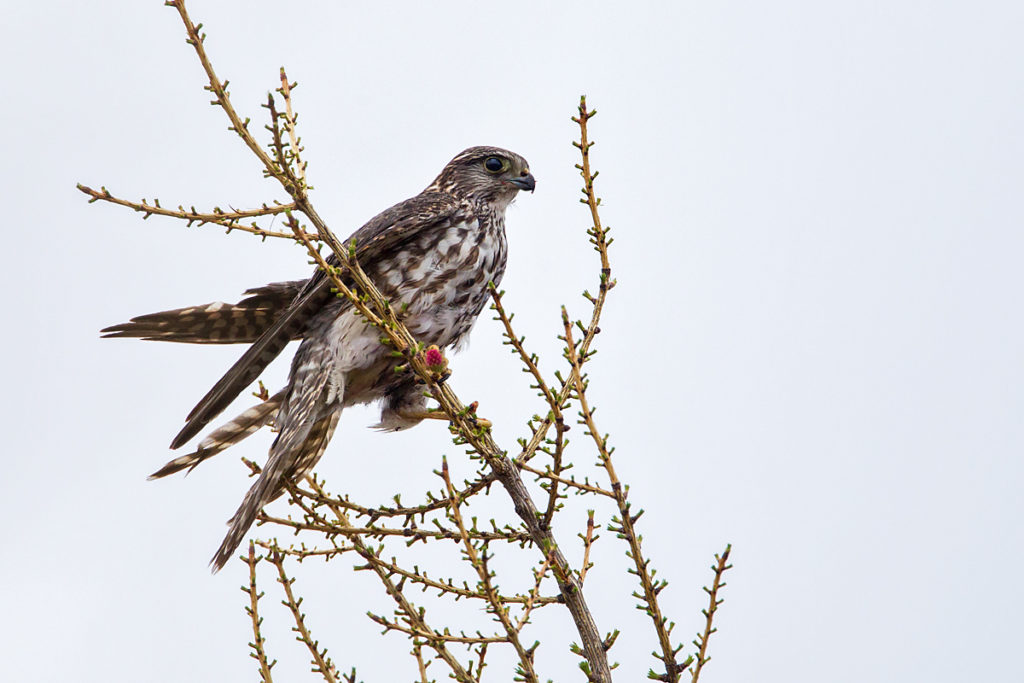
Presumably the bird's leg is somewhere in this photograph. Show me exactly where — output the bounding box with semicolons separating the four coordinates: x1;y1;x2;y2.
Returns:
396;403;492;429
382;349;490;428
398;409;450;423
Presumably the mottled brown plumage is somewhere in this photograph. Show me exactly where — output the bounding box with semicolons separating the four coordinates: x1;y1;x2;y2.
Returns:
101;281;303;344
103;146;535;570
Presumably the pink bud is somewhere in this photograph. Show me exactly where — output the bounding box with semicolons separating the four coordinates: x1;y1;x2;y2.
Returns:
424;346;447;373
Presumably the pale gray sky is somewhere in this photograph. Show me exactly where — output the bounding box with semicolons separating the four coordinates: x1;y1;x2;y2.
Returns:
3;1;1022;681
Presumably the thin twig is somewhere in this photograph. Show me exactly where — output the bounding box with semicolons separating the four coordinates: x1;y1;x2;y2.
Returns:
165;0;288;186
364;616;507;645
564;309;685;678
519;462;615;499
513;96;615;472
242;543;275;683
76;184;300;240
261;512;529;544
563;312;686;680
489;288;571;528
278;69;307;186
515;550;556;632
412;640;431;683
489;287;565;427
578;511;597;585
691;545;732;683
268;551;339;683
276;131;615;680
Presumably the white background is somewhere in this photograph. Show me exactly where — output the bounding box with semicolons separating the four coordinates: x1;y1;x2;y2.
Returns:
3;2;1022;681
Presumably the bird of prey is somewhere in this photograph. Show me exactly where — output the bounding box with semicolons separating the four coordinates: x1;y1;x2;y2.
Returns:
103;146;535;570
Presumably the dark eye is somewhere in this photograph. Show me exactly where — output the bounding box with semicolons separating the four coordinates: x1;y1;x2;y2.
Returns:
484;157;505;173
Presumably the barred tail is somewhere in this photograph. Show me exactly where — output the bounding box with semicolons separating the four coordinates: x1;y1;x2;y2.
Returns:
209;411;340;572
101;281;305;344
148;390;285;480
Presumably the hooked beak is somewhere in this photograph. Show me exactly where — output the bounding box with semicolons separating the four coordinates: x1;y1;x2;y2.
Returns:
508;172;536;192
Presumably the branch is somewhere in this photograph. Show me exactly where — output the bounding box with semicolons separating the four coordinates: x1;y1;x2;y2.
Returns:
513;96;615;472
519;462;615;499
297;475;475;682
412;641;431;683
242;543;276;683
489;288;571;528
76;184;301;240
578;510;598;585
514;549;556;632
316;544;558;607
365;616;507;646
165;0;289;188
268;551;339;683
690;545;732;683
489;287;566;430
563;311;687;681
277;69;307;186
260;512;530;544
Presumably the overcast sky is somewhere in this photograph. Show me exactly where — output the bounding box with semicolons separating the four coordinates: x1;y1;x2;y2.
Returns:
3;1;1023;681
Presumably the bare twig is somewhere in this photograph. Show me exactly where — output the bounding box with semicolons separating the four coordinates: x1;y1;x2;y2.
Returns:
412;641;431;683
690;545;732;683
260;512;529;544
242;543;276;683
364;616;507;646
278;69;307;186
513;97;615;473
563;310;687;681
559;97;693;682
578;510;597;585
268;551;339;683
519;462;615;499
489;287;566;428
489;288;571;528
164;0;288;186
312;546;557;607
276;98;616;676
76;184;301;240
515;550;556;632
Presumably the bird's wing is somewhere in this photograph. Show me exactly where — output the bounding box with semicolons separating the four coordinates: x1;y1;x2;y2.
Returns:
100;281;306;344
170;191;468;449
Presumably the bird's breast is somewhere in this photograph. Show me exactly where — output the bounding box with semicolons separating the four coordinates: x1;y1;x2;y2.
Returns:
392;217;507;347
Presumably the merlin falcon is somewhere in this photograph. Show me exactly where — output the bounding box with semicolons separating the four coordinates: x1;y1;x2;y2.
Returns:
103;146;535;570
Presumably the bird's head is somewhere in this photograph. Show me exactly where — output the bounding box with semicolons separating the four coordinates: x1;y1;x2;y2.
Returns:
428;146;535;209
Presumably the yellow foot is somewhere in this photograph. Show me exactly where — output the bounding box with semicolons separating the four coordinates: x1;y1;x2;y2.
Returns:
400;408;492;429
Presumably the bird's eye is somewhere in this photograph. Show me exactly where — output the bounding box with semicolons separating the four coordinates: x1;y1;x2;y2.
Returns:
483;157;506;174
